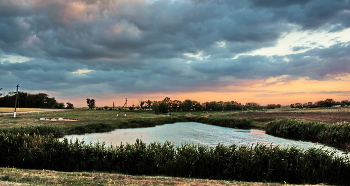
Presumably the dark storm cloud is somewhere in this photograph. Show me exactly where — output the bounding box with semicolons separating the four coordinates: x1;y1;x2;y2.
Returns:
190;41;350;80
0;0;349;97
250;0;350;30
249;0;312;7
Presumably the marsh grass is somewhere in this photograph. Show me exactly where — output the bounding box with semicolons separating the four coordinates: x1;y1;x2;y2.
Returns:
266;118;350;150
0;134;349;185
194;117;253;129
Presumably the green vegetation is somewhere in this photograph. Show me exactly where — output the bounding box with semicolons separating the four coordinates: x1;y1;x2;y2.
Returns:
1;109;350;185
0;92;73;109
193;117;253;129
266;118;350;150
0;109;253;137
0;133;348;185
0;167;281;186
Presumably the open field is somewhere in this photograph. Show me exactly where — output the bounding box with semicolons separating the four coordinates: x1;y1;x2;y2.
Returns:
232;109;350;124
0;107;62;113
1;107;349;124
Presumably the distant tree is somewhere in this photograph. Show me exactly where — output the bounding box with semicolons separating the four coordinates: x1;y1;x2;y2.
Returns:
0;88;2;97
181;99;193;111
294;103;303;108
152;100;168;114
341;100;350;106
205;101;221;111
223;101;243;111
86;98;96;110
245;102;263;110
325;98;334;107
146;100;153;110
66;102;74;109
163;97;171;103
193;100;202;111
139;100;145;110
315;100;326;107
266;104;281;109
55;102;65;109
0;91;59;108
171;100;182;111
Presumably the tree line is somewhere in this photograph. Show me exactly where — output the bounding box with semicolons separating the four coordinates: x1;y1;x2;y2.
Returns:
0;91;74;109
291;98;350;109
138;97;348;114
145;97;265;114
88;96;349;114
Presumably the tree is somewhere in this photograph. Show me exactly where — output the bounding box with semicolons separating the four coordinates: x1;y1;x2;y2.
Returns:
66;102;74;109
152;100;168;114
86;98;96;110
245;102;263;110
55;102;65;109
266;104;281;109
315;100;326;107
181;99;193;111
325;98;334;107
341;100;349;106
0;88;2;97
139;99;145;110
171;100;182;111
205;101;221;111
0;91;59;108
146;100;153;110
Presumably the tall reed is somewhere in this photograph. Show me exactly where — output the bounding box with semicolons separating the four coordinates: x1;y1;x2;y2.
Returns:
266;118;350;150
0;133;349;185
194;117;252;129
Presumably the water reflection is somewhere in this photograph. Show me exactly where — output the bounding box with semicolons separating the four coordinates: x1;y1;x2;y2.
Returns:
63;122;343;154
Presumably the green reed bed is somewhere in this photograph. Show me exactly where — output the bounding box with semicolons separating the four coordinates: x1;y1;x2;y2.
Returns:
266;118;350;150
0;133;349;185
193;117;252;129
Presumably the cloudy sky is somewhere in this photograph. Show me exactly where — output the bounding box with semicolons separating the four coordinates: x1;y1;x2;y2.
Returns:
1;0;350;107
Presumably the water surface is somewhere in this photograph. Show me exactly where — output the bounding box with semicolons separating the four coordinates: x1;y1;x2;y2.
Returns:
63;122;343;154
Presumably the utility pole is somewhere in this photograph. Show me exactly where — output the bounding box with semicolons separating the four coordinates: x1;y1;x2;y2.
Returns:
14;83;20;118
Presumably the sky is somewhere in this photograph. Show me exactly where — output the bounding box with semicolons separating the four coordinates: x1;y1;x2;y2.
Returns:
1;0;350;107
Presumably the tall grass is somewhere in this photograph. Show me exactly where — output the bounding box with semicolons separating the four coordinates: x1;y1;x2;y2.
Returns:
193;117;252;129
266;118;350;150
0;133;349;185
0;125;64;137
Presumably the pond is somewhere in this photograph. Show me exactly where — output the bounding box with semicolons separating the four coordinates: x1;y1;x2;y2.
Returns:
63;122;344;153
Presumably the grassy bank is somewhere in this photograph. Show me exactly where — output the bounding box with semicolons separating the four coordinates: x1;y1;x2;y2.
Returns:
0;109;253;137
266;118;350;150
0;134;348;185
0;167;286;186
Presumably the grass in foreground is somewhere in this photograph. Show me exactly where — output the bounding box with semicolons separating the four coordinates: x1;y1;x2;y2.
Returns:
0;167;317;186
